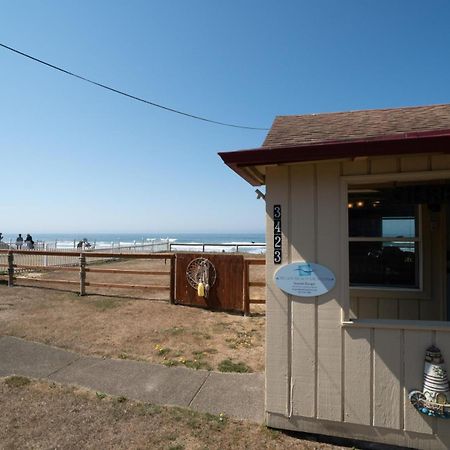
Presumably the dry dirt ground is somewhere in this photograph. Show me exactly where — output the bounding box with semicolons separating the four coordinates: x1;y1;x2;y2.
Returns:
0;257;265;372
0;376;348;450
0;258;353;449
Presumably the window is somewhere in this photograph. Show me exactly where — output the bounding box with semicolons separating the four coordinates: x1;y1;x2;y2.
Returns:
348;189;420;289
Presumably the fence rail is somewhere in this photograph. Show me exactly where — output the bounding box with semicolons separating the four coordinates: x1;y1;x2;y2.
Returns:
0;249;175;302
1;249;265;315
243;258;266;315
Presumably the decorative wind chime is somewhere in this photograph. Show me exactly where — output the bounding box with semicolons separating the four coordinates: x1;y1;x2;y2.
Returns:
409;345;450;419
186;257;217;298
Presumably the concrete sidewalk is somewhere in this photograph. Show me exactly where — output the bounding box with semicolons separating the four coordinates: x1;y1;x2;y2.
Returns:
0;336;264;423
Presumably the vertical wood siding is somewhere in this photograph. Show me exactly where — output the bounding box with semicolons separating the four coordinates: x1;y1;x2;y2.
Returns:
265;153;450;448
290;164;317;417
342;325;450;436
316;163;343;421
266;161;344;420
265;166;291;414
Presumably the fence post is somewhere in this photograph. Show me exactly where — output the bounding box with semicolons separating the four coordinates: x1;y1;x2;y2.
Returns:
243;260;250;316
7;251;14;287
169;255;175;304
79;253;86;296
44;243;48;266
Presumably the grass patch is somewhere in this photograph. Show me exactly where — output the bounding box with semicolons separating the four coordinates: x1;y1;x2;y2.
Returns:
193;348;217;358
191;330;211;340
136;402;162;416
5;375;31;388
183;359;212;371
169;407;226;431
218;359;251;373
154;344;171;356
162;359;180;367
227;330;258;349
92;297;122;311
261;425;281;440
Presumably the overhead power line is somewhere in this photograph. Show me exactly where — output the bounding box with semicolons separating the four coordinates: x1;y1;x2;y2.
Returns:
0;42;269;131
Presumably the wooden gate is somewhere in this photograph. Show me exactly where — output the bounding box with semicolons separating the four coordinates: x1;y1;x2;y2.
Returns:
175;253;244;312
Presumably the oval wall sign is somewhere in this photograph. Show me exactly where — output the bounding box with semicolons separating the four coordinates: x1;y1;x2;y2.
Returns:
274;262;336;297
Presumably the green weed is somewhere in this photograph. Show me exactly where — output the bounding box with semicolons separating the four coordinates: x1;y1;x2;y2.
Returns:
136;402;162;416
218;359;251;373
5;376;31;388
183;359;212;371
162;359;180;367
154;344;171;356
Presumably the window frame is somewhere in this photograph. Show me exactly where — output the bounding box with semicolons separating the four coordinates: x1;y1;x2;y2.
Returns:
340;168;450;324
348;203;423;291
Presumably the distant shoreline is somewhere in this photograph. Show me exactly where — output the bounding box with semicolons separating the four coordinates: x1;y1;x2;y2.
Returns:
0;232;266;254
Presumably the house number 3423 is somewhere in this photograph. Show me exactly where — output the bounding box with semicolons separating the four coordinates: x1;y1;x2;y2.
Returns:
273;205;282;264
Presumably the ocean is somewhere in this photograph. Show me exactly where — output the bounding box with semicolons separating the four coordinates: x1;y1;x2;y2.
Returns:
0;232;266;253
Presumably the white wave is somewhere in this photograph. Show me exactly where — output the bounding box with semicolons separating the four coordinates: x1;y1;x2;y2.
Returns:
169;244;266;254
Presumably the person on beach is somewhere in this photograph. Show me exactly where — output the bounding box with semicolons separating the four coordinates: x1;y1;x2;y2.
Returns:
0;233;3;242
16;234;23;249
25;234;34;250
77;238;91;250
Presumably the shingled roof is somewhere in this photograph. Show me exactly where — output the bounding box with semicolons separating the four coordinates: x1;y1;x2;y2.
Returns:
263;104;450;148
219;103;450;186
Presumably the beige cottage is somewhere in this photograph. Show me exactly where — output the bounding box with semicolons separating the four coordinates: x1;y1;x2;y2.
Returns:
220;104;450;449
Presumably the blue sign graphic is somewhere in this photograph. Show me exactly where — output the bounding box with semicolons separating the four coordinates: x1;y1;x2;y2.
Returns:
274;262;336;297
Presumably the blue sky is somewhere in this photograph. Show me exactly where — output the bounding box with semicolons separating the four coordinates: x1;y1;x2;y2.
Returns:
1;1;449;233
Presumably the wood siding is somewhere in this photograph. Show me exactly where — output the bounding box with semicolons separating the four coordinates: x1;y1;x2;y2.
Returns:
265;153;450;449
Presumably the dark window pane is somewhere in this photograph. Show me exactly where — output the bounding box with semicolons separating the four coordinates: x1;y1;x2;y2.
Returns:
349;241;418;288
348;193;416;237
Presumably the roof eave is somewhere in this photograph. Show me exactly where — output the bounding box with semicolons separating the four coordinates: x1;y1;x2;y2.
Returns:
219;130;450;186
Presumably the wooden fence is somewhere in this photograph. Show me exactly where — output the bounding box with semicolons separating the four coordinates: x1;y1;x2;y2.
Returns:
0;250;175;302
243;258;266;315
0;249;265;314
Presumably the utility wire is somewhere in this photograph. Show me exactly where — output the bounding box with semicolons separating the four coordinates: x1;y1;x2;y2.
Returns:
0;42;269;131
